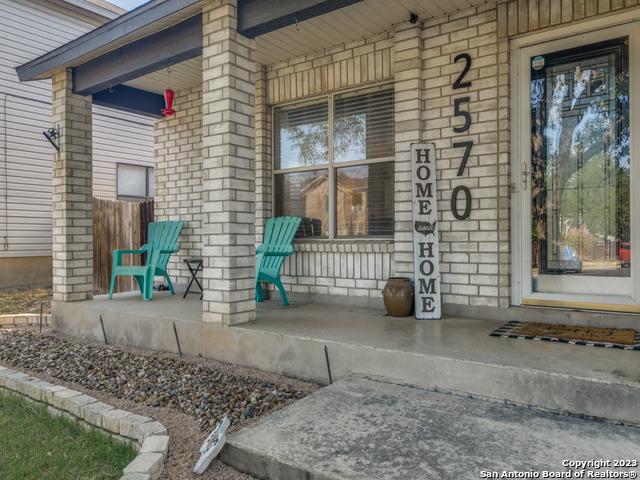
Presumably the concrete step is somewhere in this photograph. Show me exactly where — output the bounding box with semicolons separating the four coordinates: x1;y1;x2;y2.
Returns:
56;297;640;425
233;304;640;426
221;376;640;480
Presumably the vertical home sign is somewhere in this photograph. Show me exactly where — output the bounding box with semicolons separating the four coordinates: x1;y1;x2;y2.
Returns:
411;143;441;319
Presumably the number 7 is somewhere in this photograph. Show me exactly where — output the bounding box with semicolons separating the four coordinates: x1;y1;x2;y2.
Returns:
452;140;473;177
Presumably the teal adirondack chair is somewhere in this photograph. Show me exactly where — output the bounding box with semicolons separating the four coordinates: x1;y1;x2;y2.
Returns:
108;221;183;301
256;216;301;306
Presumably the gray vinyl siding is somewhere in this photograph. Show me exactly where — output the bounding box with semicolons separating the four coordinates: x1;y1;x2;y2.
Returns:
0;0;154;258
92;107;154;199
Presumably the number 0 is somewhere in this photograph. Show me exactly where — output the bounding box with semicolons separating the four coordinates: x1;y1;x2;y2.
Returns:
451;185;471;220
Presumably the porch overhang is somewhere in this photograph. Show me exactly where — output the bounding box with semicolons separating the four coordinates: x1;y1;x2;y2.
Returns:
16;0;493;117
237;0;363;38
72;14;203;96
15;0;204;83
92;85;165;118
16;0;369;117
15;0;365;84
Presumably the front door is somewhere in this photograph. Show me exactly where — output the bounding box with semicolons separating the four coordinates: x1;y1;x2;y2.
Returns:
513;23;640;311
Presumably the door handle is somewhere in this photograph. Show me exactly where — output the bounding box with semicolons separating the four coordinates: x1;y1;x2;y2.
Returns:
522;162;530;191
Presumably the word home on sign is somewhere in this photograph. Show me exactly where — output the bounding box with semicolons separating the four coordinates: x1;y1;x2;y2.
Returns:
410;144;441;320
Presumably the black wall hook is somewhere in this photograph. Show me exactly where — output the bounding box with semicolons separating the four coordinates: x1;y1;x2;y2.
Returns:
43;125;61;152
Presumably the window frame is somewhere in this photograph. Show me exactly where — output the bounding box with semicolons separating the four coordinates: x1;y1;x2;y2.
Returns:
116;163;154;201
272;82;395;240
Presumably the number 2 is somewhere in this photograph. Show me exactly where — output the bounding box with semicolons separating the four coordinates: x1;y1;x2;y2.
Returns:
453;53;472;89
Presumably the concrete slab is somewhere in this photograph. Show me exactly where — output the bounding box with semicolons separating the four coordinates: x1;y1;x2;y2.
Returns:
53;296;640;424
221;376;640;480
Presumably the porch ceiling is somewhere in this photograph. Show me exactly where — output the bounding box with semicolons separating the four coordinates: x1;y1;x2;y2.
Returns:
124;56;202;94
255;0;494;65
124;0;494;95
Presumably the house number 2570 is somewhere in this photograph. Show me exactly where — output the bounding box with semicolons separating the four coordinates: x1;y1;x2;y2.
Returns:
451;52;472;220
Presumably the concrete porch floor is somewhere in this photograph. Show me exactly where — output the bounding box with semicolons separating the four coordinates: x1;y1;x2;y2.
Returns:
52;289;640;425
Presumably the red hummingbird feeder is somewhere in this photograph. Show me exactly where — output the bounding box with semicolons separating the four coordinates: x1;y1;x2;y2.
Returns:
162;88;175;116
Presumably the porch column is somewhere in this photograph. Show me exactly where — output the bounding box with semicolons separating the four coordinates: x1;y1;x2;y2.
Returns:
201;0;256;325
393;22;424;278
51;69;93;302
255;64;272;240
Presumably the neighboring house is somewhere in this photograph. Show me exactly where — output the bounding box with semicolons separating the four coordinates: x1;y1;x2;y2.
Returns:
0;0;154;289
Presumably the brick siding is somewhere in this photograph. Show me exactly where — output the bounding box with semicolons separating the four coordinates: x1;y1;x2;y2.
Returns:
422;5;508;309
154;86;203;285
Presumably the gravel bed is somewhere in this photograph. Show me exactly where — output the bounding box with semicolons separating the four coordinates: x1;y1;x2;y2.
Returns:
0;328;319;479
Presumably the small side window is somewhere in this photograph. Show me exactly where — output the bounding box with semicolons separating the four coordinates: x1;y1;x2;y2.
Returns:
117;163;154;200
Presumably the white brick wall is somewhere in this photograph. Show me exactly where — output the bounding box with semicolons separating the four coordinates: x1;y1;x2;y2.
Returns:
154;87;203;284
266;31;394;104
422;5;507;309
261;33;397;303
393;22;423;279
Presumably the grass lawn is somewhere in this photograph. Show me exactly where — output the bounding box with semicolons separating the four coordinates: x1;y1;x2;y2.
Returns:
0;288;52;315
0;391;136;480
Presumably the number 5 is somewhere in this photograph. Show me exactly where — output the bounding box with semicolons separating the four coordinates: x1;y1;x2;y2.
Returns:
453;97;471;133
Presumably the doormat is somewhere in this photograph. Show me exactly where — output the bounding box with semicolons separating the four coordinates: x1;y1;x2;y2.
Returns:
490;321;640;350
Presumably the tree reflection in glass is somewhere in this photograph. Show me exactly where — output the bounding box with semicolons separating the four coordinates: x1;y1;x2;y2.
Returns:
276;103;328;169
530;38;630;283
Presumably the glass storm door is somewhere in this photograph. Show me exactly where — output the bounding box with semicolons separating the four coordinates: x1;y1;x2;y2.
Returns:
529;37;632;298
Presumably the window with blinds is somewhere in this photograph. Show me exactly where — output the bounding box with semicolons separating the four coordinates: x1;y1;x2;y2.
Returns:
333;88;394;163
274;85;394;239
275;101;328;170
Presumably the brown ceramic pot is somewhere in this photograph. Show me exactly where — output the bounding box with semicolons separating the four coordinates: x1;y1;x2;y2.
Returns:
382;277;413;317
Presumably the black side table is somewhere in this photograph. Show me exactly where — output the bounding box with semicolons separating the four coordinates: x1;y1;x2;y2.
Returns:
183;258;203;300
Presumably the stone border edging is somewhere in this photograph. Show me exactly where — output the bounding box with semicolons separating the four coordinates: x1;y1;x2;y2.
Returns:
0;365;168;480
0;313;52;328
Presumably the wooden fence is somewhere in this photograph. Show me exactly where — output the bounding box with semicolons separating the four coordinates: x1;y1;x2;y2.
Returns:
93;198;154;294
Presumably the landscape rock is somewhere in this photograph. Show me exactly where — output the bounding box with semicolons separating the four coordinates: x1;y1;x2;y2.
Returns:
0;329;310;430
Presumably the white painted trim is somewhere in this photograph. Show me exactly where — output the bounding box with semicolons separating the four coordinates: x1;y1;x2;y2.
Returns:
511;20;640;308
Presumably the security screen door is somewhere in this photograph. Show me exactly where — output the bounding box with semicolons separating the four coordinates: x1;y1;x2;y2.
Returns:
527;36;633;299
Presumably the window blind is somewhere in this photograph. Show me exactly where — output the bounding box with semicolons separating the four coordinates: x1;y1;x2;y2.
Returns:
275;101;329;169
333;87;394;163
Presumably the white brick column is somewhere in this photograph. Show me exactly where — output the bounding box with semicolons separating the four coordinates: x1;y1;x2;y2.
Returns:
51;69;93;302
201;0;256;325
393;22;423;278
255;64;272;240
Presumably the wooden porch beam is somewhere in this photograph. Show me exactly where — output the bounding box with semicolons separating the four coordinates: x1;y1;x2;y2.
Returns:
73;14;202;96
237;0;364;38
92;85;164;118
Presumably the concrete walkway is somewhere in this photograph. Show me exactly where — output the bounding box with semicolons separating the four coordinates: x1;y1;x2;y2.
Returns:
221;376;640;480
